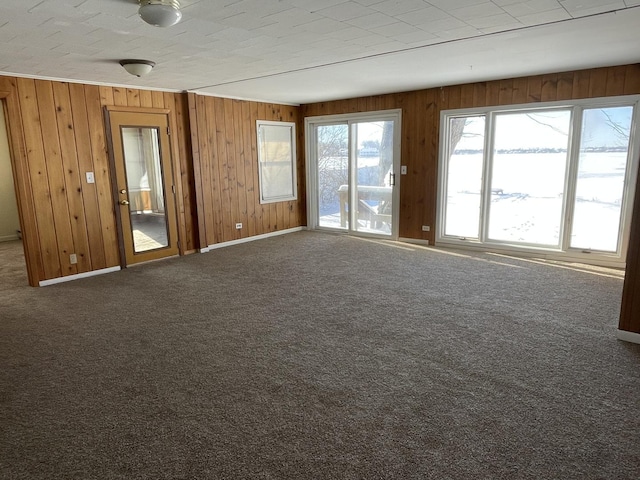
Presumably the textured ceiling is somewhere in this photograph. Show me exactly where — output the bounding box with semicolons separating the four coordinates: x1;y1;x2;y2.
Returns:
1;0;639;104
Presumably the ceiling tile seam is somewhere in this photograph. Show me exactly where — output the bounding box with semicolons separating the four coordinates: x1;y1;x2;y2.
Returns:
187;5;638;92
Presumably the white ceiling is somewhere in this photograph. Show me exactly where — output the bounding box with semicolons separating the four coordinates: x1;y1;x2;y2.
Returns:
1;0;639;105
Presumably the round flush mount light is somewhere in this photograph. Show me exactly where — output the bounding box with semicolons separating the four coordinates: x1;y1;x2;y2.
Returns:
119;59;156;77
138;0;182;28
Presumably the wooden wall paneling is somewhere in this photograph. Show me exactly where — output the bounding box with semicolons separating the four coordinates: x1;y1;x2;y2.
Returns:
112;87;128;107
216;97;232;242
473;82;487;107
52;82;92;273
99;86;114;106
249;101;263;232
357;97;368;113
151;90;165;109
424;89;438;243
68;83;107;270
206;96;224;245
400;92;418;238
460;83;474;108
232;99;248;238
139;89;153;108
623;64;640;94
126;88;141;107
196;95;215;245
512;77;529;104
448;85;462;110
241;100;257;237
556;71;574;100
498;79;513;105
588;68;608;98
85;85;119;267
572;70;591;99
605;65;627;96
484;80;500;106
265;104;279;230
187;92;207;250
257;102;271;232
540;74;558;102
1;78;43;285
210;98;230;242
526;75;543;103
33;80;77;276
172;93;197;252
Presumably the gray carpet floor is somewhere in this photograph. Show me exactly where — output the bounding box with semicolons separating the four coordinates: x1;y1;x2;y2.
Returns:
1;231;639;479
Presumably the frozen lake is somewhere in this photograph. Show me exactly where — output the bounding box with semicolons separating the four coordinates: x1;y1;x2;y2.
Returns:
445;151;628;251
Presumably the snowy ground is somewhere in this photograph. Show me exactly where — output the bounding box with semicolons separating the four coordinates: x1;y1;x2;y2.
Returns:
444;151;628;252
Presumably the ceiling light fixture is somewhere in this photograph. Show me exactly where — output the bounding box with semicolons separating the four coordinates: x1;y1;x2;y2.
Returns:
138;0;182;27
119;59;156;77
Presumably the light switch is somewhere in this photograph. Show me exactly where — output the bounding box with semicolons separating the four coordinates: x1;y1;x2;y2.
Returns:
86;172;95;184
401;165;407;175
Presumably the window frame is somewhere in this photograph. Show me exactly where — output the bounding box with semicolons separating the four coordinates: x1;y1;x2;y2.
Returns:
436;95;640;267
256;120;297;204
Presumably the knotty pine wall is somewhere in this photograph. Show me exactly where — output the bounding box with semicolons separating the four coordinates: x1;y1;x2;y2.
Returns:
0;75;196;286
187;93;305;248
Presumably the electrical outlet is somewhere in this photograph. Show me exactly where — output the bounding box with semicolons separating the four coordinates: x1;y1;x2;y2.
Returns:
70;253;78;264
235;223;242;230
401;165;407;175
422;225;430;232
85;171;95;184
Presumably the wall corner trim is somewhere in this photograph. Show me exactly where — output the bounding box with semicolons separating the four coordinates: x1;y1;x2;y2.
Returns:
616;329;640;345
204;227;304;252
39;266;121;287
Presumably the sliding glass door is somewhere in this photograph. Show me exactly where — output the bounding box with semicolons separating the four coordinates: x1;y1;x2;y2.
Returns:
307;111;401;238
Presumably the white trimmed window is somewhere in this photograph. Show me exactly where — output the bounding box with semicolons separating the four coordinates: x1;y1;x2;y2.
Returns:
257;120;297;204
437;96;640;266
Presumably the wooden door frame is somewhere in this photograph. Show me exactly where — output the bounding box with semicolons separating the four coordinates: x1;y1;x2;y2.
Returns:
0;87;40;286
104;106;186;267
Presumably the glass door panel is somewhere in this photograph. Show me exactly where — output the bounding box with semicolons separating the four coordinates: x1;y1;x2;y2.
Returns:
354;121;394;235
570;107;633;252
443;116;485;239
488;110;571;246
121;127;169;253
316;124;349;230
108;109;178;266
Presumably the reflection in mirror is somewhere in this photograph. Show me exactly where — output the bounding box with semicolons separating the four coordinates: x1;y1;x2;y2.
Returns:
121;127;169;253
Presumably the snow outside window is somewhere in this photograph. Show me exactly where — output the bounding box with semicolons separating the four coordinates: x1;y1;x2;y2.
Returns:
437;97;639;265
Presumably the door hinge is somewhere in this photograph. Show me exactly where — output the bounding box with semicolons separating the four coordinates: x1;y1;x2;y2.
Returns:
389;173;396;186
167;126;171;135
172;185;176;194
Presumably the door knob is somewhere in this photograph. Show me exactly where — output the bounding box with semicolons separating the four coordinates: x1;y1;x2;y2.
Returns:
120;200;130;205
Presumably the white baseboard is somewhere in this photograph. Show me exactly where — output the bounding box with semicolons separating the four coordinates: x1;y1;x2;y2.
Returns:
201;227;304;253
39;266;121;287
399;237;429;246
0;234;19;242
616;329;640;345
